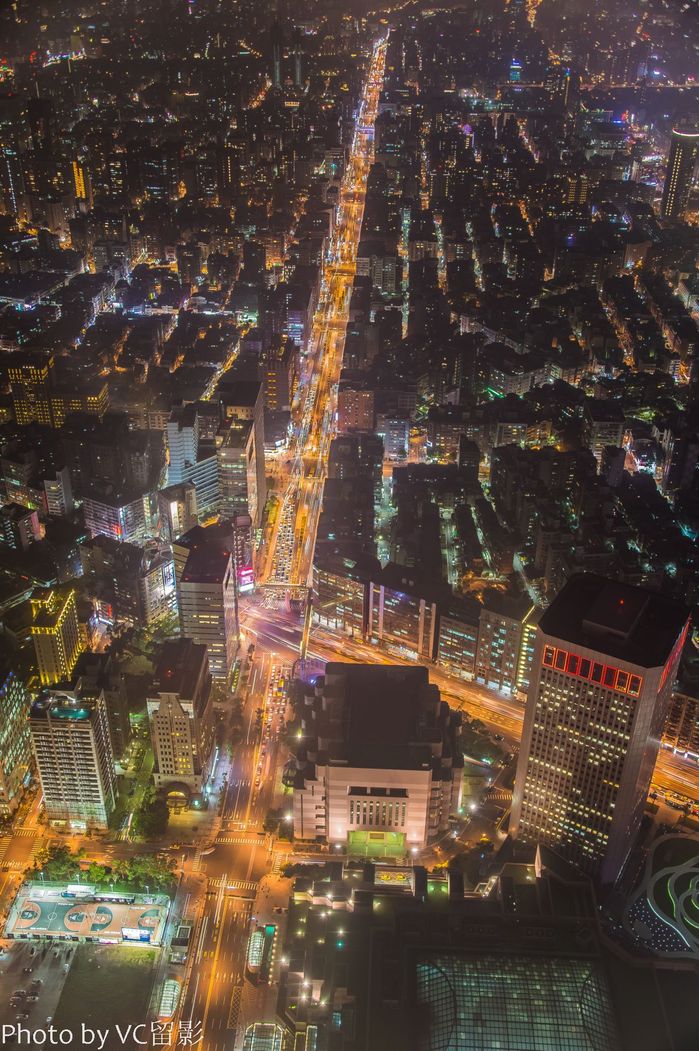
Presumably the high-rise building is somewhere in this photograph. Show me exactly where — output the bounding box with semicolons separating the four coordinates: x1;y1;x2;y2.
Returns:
511;574;689;884
7;353;109;429
175;526;238;680
0;661;32;818
270;20;283;89
147;638;215;801
30;589;84;687
220;381;266;527
217;421;255;520
30;689;117;830
7;352;54;427
166;406;220;519
660;127;699;220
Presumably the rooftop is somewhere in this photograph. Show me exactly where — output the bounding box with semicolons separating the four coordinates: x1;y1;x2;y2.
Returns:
153;638;209;703
30;690;95;721
539;573;689;669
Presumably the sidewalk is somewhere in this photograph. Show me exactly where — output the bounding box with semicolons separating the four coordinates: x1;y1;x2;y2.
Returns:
145;869;207;1025
233;872;292;1050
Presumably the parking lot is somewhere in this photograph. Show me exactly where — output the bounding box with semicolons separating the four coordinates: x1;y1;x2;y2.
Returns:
0;940;73;1032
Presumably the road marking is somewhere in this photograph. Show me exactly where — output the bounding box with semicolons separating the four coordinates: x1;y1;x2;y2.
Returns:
226;980;244;1033
200;895;228;1042
214;836;262;846
207;877;258;893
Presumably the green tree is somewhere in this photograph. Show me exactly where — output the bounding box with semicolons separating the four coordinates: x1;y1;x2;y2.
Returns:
263;808;281;833
132;797;169;839
33;845;80;882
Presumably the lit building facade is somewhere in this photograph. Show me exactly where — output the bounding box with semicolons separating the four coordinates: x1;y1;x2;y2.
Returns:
660;127;699;221
147;639;215;799
82;490;153;544
0;664;32;818
511;574;689;884
290;664;462;850
30;689;116;830
177;541;238;680
30;589;83;686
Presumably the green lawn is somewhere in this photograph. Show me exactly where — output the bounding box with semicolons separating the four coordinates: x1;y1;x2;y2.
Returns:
54;944;157;1048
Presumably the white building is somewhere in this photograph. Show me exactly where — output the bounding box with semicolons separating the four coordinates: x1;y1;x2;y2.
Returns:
147;638;215;800
289;664;462;851
29;689;116;830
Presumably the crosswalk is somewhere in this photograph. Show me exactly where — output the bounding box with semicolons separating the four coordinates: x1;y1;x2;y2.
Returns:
13;827;38;838
0;836;42;870
215;836;265;847
207;877;258;894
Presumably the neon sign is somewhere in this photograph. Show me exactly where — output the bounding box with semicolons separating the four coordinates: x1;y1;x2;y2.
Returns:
542;645;642;696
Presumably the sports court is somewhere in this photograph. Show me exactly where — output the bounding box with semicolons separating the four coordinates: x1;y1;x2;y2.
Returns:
4;882;169;946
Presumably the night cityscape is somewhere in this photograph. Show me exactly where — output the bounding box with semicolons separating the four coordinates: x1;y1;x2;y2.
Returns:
0;0;697;1047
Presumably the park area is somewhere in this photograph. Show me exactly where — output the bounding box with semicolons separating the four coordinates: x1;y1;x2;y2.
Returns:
625;832;699;958
53;943;157;1050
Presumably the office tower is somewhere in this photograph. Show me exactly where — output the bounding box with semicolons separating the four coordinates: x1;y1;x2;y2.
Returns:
167;405;199;479
166;406;220;519
291;664;462;849
661;127;699;220
271;20;283;89
147;639;215;800
71;157;92;207
25;97;56;196
292;28;303;87
7;353;109;429
30;589;84;687
0;660;32;818
30;689;117;830
217;420;255;520
7;352;54;426
511;574;689;884
175;525;238;680
220;381;267;527
158;482;198;542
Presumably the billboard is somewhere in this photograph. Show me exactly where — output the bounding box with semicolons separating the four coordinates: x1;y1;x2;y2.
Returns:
122;927;151;942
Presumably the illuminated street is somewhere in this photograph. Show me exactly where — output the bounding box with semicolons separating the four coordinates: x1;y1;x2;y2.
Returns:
263;38;388;590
